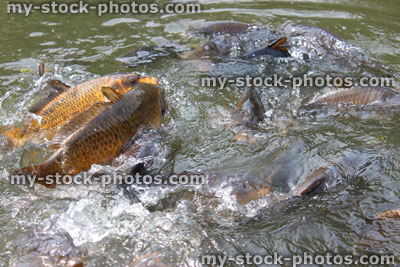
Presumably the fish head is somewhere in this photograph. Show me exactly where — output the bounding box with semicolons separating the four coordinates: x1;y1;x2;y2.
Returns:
106;73;159;95
128;83;167;127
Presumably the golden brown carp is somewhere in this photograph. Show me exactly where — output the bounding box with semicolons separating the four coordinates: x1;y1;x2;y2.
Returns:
13;83;166;188
303;86;400;107
35;74;158;130
5;72;158;147
375;209;400;221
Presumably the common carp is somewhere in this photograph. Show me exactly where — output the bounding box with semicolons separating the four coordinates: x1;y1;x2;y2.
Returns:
375;209;400;221
228;85;266;144
149;148;381;213
12;230;84;267
13;83;167;188
180;21;289;60
292;149;379;196
150;172;273;211
234;86;265;128
198;21;253;34
302;86;400;107
281;23;393;76
5;70;158;147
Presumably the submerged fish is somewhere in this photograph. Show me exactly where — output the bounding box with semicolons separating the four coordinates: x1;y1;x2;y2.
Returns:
281;23;393;76
234;86;265;128
198;21;253;34
13;83;167;188
302;86;400;107
12;230;84;267
375;209;400;221
5;71;158;147
181;21;288;60
292;149;379;196
230;85;266;144
150;172;273;211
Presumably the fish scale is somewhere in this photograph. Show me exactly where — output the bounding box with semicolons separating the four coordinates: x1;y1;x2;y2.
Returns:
38;76;114;130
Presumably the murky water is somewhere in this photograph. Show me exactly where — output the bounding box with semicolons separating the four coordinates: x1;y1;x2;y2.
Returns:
0;0;399;266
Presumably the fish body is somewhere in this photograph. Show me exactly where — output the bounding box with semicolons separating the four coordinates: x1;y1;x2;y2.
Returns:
14;83;166;187
35;73;157;130
304;86;400;107
151;172;273;210
182;21;287;60
292;149;378;196
281;23;393;76
235;87;265;128
230;86;266;144
198;21;252;34
376;209;400;220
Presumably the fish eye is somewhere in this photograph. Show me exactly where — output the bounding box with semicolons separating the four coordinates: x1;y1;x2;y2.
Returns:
128;76;137;83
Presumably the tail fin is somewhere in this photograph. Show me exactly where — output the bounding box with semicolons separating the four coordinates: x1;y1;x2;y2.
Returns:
2;126;24;147
2;126;32;148
1;120;41;148
12;163;57;188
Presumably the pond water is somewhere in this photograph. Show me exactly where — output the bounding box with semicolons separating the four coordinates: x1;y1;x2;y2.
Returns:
0;0;399;266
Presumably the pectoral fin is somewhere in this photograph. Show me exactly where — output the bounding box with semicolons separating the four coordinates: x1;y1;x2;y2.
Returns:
39;62;45;77
101;86;123;102
39;61;52;77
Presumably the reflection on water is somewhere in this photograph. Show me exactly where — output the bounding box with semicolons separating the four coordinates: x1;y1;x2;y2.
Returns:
0;0;400;266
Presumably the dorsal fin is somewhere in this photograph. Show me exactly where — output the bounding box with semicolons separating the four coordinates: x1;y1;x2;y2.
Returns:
39;62;45;77
267;37;289;53
101;86;123;102
50;102;112;150
235;88;251;110
38;61;52;77
48;79;71;93
29;91;61;114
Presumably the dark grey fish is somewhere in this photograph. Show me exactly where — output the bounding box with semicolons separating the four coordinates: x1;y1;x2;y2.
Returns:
234;86;265;128
12;231;84;267
292;149;379;196
198;21;252;34
303;86;400;107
